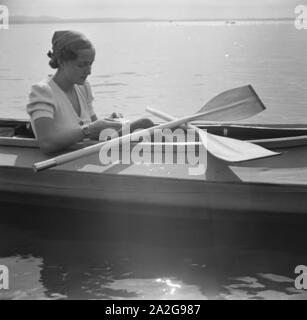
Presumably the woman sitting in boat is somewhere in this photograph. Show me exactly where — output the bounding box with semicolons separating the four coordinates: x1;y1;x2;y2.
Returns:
27;30;153;154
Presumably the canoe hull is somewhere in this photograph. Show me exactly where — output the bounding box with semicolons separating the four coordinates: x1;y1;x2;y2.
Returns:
1;165;306;224
1;119;307;224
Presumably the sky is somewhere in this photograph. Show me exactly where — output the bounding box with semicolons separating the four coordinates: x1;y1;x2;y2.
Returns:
2;0;302;19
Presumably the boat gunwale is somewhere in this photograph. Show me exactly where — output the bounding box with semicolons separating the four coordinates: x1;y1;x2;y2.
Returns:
1;134;307;150
1;117;307;129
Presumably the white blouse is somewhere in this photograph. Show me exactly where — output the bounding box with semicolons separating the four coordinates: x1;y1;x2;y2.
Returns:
27;76;96;137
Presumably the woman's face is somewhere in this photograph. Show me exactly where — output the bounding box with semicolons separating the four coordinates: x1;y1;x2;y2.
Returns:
61;47;96;85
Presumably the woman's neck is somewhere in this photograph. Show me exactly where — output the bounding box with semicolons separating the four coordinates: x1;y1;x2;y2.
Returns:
52;70;74;93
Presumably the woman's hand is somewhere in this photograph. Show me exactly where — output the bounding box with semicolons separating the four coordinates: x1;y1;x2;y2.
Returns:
88;119;122;140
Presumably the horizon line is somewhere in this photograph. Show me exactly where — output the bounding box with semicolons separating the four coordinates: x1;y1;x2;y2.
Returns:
9;15;295;24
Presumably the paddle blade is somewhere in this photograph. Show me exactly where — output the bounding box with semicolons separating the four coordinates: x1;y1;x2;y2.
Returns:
196;85;265;121
205;132;279;162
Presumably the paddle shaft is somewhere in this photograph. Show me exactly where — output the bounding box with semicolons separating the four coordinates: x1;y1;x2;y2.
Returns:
33;104;241;172
146;107;201;132
146;107;209;147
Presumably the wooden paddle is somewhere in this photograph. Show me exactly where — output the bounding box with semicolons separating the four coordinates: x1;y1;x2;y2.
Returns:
33;85;268;172
191;84;265;121
146;107;279;162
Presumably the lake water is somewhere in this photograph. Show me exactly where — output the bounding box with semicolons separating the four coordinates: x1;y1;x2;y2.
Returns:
0;21;307;122
1;21;307;300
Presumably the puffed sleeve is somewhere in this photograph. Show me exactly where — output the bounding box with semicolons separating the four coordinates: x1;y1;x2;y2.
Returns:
26;82;56;121
83;81;96;117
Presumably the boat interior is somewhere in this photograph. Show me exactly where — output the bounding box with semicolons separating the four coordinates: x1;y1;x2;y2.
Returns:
0;119;35;138
1;118;307;150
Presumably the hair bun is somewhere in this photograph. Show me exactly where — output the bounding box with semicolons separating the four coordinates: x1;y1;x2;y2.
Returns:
47;50;59;69
47;50;54;59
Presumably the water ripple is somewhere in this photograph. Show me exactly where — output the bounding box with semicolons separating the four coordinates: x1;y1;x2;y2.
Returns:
92;82;128;87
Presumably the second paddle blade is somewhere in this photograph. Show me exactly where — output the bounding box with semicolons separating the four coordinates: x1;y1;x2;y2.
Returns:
196;85;266;121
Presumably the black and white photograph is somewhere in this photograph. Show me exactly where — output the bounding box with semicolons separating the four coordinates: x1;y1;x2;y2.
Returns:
0;0;307;302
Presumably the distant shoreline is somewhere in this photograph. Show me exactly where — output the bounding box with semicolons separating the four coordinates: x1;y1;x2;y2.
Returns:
9;16;295;24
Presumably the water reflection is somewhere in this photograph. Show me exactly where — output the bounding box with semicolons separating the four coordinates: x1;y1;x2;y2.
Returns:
105;278;205;300
223;274;306;300
1;222;307;300
0;255;66;300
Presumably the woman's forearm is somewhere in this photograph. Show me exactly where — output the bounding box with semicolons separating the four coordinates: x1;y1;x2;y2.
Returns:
38;125;84;154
